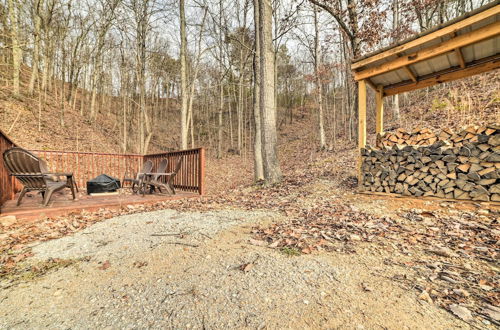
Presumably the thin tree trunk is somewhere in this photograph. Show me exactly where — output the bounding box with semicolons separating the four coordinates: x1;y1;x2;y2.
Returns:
179;0;189;149
253;0;264;181
392;0;400;122
29;0;43;95
8;0;21;95
314;8;326;150
217;0;224;158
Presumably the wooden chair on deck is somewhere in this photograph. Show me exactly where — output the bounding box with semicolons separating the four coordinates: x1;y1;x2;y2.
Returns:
2;147;76;206
146;158;168;194
123;160;154;193
142;157;183;196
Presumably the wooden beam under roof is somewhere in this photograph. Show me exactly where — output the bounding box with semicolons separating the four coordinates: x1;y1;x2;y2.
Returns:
403;66;417;82
451;32;466;69
351;4;500;70
354;21;500;81
383;55;500;96
366;78;378;90
454;47;466;68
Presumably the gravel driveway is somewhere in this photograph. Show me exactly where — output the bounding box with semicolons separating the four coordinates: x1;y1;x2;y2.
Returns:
0;209;464;329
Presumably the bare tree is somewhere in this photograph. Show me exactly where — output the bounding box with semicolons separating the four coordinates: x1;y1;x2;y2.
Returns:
7;0;21;95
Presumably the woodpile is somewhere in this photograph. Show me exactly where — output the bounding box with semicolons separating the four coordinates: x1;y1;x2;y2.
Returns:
362;124;499;202
377;125;499;148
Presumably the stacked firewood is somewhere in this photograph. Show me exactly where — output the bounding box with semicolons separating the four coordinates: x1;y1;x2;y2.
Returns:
362;124;499;202
377;126;498;148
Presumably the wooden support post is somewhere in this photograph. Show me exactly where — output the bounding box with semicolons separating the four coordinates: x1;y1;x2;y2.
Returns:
198;147;205;195
375;87;384;134
358;80;367;185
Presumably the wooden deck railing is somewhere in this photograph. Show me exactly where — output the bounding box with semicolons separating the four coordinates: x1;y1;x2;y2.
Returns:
144;148;205;195
30;150;144;189
0;130;205;209
0;130;21;206
31;148;206;195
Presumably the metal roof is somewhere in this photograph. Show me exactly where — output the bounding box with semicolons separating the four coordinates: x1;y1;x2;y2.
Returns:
351;1;500;96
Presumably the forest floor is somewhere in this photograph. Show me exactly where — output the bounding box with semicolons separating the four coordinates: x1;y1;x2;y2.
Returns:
1;145;498;329
0;209;465;329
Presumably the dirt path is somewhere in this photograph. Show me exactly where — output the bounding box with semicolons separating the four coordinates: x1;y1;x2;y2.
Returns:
0;208;466;329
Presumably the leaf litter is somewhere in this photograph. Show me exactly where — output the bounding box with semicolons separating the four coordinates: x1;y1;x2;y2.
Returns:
0;145;498;326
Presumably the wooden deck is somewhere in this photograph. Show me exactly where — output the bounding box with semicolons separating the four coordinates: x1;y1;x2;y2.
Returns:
0;189;199;221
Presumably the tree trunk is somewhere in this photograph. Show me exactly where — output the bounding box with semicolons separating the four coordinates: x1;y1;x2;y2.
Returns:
257;0;281;184
216;0;224;158
253;0;264;181
29;0;43;95
314;8;326;150
179;0;189;150
8;0;21;95
392;0;400;122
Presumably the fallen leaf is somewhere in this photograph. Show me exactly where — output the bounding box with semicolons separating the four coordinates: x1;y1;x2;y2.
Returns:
362;283;373;292
449;304;472;321
269;239;281;248
418;291;433;304
481;304;500;322
248;239;268;247
301;247;312;254
133;261;148;268
98;260;111;270
427;247;458;258
239;263;253;272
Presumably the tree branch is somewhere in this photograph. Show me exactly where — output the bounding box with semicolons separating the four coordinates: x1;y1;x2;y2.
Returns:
308;0;355;41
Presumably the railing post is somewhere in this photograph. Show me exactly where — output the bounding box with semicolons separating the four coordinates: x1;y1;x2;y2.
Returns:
198;148;205;195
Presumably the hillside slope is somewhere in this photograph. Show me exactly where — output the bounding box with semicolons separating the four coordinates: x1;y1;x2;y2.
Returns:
0;66;180;153
0;66;498;196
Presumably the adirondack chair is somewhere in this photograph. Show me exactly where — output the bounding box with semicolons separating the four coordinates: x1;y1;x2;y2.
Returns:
142;157;183;196
146;158;168;194
2;147;76;206
122;160;153;193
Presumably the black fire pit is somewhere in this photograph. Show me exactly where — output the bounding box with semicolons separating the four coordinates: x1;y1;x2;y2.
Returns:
86;174;121;194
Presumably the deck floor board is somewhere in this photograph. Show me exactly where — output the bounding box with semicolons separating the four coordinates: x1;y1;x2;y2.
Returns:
0;189;198;221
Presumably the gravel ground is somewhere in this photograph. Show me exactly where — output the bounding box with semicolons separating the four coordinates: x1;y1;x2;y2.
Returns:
0;208;465;329
30;209;262;262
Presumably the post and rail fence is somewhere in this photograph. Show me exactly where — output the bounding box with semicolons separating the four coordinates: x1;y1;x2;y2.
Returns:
0;129;205;209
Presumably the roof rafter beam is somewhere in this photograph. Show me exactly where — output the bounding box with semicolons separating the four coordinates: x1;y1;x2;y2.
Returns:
403;66;417;82
353;21;500;81
366;79;378;91
351;4;500;70
454;47;466;68
383;55;500;96
450;32;466;69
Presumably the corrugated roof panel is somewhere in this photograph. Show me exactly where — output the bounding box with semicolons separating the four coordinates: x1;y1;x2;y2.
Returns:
371;69;407;86
461;44;476;63
408;61;430;77
470;36;499;60
352;2;499;66
444;51;458;69
430;53;458;71
353;4;500;91
393;68;409;83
